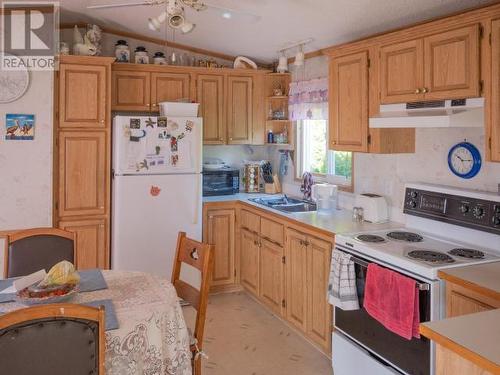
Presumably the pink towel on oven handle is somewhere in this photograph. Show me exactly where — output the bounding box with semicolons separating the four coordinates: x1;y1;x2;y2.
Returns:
363;263;420;340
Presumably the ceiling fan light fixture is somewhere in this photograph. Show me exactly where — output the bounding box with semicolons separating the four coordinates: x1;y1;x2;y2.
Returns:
168;13;185;28
180;21;196;34
148;10;167;31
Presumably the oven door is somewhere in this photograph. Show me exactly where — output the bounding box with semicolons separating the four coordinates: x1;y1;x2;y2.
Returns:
334;247;432;375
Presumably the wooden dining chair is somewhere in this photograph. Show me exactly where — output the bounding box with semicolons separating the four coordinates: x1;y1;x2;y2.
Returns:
171;232;214;375
0;303;105;375
5;227;76;278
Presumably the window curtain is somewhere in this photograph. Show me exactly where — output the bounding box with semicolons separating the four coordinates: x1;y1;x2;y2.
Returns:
288;77;328;121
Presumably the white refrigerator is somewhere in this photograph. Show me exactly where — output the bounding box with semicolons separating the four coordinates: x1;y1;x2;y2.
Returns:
112;115;202;283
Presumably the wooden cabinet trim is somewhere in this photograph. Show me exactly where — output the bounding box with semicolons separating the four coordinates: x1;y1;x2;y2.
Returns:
490;19;500;161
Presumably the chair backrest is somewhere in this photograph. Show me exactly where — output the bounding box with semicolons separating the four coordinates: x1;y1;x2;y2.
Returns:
6;227;76;278
171;232;214;348
0;303;105;375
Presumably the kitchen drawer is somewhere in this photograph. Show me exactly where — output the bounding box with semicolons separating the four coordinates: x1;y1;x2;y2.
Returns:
240;209;260;234
260;217;284;246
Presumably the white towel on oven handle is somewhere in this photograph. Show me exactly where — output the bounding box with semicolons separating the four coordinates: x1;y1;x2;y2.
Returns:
327;248;360;311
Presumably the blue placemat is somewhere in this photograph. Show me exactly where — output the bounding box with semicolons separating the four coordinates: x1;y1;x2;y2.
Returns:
0;278;16;303
83;299;119;331
79;269;108;292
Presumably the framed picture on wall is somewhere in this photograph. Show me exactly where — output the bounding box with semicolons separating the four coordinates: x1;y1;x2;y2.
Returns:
5;114;35;140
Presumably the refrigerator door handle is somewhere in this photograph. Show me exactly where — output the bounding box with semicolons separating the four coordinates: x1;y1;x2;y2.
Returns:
192;175;200;225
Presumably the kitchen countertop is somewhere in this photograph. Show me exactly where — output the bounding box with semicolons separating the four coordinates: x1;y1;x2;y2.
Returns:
203;193;402;236
420;309;500;374
438;262;500;301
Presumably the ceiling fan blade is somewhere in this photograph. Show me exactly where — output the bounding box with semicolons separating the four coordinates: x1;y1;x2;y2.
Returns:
86;1;164;10
203;2;261;20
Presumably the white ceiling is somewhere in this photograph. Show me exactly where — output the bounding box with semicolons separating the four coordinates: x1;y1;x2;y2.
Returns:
60;0;496;63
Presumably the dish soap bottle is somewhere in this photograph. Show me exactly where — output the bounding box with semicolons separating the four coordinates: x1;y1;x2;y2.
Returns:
267;130;274;144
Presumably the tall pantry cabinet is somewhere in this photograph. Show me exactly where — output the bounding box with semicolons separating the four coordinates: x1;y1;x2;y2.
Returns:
54;56;115;270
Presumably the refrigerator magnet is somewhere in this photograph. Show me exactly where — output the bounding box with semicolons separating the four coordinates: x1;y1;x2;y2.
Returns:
155;146;161;155
185;120;194;132
130;118;141;129
136;159;148;171
150;186;161;197
145;117;156;128
157;117;168;128
167;120;179;132
170;137;178;152
171;154;179;166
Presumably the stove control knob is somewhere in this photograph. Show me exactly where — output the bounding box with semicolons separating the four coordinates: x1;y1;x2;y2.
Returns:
472;206;485;219
410;191;418;198
459;204;470;214
409;200;417;208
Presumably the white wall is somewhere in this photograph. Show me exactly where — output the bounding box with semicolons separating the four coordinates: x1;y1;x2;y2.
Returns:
0;71;53;230
277;56;500;222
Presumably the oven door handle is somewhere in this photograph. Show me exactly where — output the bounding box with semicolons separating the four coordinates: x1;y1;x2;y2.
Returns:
349;256;430;291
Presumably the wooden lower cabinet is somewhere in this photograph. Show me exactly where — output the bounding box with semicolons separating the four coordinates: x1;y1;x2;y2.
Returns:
58;218;108;270
285;229;308;331
445;281;499;318
205;208;236;288
307;236;333;349
240;228;260;295
259;238;284;315
436;344;493;375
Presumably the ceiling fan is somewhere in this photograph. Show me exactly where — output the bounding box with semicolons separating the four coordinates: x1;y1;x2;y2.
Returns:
86;0;260;34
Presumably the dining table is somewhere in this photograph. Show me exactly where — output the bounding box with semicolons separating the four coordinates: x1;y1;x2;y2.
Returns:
0;270;193;375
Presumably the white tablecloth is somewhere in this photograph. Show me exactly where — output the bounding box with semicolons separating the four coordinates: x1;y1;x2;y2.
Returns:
0;270;192;375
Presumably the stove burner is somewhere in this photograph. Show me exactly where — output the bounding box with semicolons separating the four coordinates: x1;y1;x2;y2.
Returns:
407;250;455;264
387;231;424;242
449;248;485;259
355;234;386;243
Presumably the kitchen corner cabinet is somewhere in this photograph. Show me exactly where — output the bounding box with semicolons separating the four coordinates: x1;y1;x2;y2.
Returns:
490;19;500;161
380;25;480;104
329;51;369;152
204;208;236;288
54;55;114;271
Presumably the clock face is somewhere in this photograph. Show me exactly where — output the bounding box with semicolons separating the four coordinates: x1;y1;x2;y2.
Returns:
450;146;474;175
448;142;481;179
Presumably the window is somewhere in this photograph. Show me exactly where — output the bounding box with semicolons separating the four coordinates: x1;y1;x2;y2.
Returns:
296;119;353;188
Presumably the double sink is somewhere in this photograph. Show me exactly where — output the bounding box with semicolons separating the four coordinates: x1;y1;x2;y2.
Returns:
248;195;317;213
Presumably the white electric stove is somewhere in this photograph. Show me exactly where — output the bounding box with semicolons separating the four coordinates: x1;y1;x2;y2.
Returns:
333;183;500;375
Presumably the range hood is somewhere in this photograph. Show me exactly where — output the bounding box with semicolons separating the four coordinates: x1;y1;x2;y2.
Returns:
369;98;484;128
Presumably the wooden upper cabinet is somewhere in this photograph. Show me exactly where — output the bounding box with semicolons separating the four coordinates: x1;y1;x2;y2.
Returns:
198;74;226;144
240;228;260;296
259;238;284;315
380;39;424;103
307;236;332;351
206;209;235;287
151;72;191;110
59;218;108;270
329;51;369;152
490;19;500;162
285;229;308;331
423;25;480;100
58;131;107;218
227;76;253;144
112;71;151;111
59;64;107;128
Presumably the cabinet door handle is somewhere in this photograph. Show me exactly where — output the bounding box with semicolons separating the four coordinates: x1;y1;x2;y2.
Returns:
415;88;421;94
331;140;337;145
422;87;428;93
219;137;224;141
146;103;150;107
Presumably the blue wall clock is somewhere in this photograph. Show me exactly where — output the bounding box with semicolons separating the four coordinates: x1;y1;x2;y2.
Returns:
447;141;482;179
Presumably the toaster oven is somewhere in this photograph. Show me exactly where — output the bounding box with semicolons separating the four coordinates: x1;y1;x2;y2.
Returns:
202;168;240;196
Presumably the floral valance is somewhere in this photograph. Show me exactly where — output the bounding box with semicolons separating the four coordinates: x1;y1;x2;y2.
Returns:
288;78;328;121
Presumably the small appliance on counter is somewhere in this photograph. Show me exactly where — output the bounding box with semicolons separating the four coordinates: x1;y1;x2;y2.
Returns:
202;167;239;196
312;183;338;215
354;193;389;223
